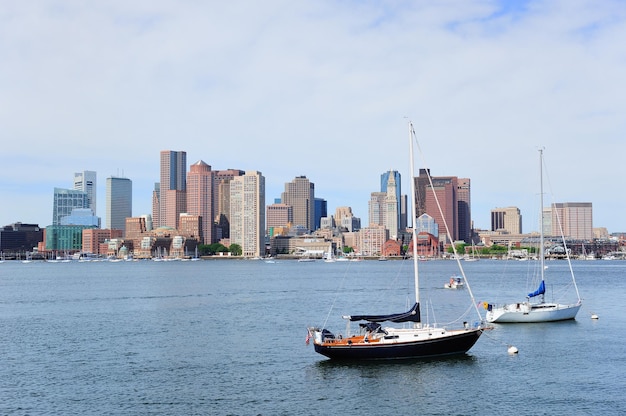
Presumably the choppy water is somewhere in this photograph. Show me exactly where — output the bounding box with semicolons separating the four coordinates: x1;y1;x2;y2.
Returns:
0;258;623;415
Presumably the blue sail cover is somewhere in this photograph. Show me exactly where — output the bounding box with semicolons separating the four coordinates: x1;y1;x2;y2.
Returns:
347;302;421;323
528;280;546;298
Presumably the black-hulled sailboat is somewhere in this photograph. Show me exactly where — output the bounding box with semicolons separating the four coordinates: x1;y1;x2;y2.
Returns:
307;121;483;360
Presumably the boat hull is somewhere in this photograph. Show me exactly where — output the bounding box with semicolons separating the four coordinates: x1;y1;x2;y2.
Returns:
486;302;581;323
313;329;483;360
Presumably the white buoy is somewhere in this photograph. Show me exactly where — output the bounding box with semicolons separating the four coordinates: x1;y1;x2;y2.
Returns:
591;313;599;320
507;345;519;355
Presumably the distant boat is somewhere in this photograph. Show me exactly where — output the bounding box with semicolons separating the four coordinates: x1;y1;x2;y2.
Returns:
324;244;336;263
444;275;464;289
485;149;582;323
307;121;483;360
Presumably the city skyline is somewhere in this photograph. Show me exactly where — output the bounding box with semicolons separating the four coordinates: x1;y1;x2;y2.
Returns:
3;155;608;240
2;2;625;232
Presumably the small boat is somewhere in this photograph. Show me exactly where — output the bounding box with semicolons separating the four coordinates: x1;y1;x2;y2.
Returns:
485;149;582;323
307;121;483;360
444;276;464;289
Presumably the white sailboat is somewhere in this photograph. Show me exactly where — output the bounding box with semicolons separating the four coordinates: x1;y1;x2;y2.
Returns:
485;149;582;323
306;121;483;360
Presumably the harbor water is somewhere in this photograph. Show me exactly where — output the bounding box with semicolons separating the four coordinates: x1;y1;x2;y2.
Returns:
0;259;623;415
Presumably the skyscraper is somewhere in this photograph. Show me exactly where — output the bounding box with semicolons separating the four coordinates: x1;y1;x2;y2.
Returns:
415;170;458;244
281;176;314;232
414;170;472;243
381;170;405;232
457;178;471;242
52;187;90;225
383;173;399;239
551;202;593;240
230;171;265;257
157;150;187;229
186;160;213;244
106;176;132;232
213;169;245;241
74;170;97;215
491;207;522;234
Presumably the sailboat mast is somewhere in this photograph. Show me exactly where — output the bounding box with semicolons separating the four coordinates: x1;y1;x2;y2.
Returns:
409;121;419;305
539;149;546;302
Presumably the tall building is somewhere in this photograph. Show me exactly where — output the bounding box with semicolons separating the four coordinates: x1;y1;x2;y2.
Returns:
422;175;458;244
551;202;593;240
0;223;43;254
491;207;522;234
266;203;293;236
314;198;327;231
52;187;90;226
383;173;399;239
106;176;132;232
230;171;265;257
74;170;97;215
186;160;213;244
414;169;471;243
457;178;471;242
157;150;187;229
368;192;385;227
213;169;245;241
281;176;314;232
381;170;405;234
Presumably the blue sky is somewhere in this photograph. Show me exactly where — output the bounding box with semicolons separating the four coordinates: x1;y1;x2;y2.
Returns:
1;0;625;233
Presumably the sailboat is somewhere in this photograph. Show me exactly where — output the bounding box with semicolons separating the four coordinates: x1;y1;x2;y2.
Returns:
306;121;483;360
485;149;582;323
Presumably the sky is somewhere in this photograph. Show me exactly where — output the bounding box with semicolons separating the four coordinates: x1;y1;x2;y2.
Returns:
1;0;625;234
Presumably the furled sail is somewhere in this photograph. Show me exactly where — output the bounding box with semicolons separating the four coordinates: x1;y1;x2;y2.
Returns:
528;280;546;298
347;302;421;323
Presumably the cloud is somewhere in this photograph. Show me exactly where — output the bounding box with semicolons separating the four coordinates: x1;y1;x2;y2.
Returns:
1;0;625;232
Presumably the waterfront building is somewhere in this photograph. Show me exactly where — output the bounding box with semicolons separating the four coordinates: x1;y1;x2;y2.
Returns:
73;170;97;216
179;214;203;244
230;171;265;257
106;176;132;232
0;223;43;255
82;228;123;256
157;150;187;229
186;160;213;244
266;203;293;236
491;207;522;234
52;187;90;226
45;224;95;252
357;225;388;256
281;176;314;233
551;202;593;240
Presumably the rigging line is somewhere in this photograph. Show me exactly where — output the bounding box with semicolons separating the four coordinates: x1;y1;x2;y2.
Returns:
410;123;483;322
320;260;354;329
540;150;582;301
442;302;479;327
